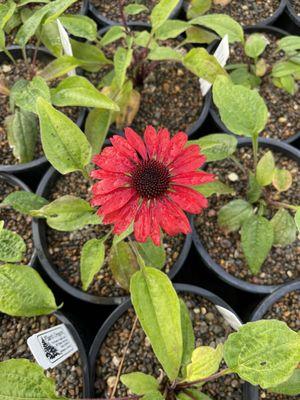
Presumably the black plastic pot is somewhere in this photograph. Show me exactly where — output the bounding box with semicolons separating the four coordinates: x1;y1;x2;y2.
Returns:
192;137;300;295
0;46;86;175
89;0;183;27
0;172;37;266
244;279;300;399
80;0;89;15
287;0;300;27
32;167;192;305
89;283;250;398
210;25;300;145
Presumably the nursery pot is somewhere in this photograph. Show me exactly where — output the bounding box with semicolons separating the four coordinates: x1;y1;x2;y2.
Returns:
0;308;91;398
0;46;86;176
0;172;37;267
192;137;300;295
80;0;89;15
89;283;251;399
32;167;192;305
287;0;300;27
95;23;211;145
210;25;300;145
89;0;184;28
244;279;300;399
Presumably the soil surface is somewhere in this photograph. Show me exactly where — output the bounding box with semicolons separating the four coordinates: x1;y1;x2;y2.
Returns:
45;172;185;298
86;36;203;136
291;1;300;17
194;146;300;286
0;57;80;166
91;0;157;23
66;0;84;14
220;33;300;141
0;313;84;398
94;292;244;399
208;0;281;26
259;290;299;399
0;176;34;265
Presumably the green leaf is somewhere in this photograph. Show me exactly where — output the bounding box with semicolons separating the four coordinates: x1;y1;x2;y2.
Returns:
272;61;300;78
187;0;212;19
230;67;261;89
36;98;92;174
277;35;300;54
295;209;300;232
0;221;4;233
178;390;212;400
130;267;183;381
247;172;262;203
241;215;274;274
0;264;58;316
0;359;64;399
80;238;105;291
113;47;133;89
224;320;300;388
269;369;300;395
136;240;166;270
278;75;297;95
85;108;111;155
184;26;218;45
272;168;293;192
43;0;77;24
180;299;195;366
15;4;48;46
71;39;111;72
109;241;139;291
189;14;244;44
256;151;275;186
134;30;157;49
155;20;189;40
186;344;223;381
142;391;164;400
51;76;119;110
10;76;51;114
270;209;297;246
3;9;21;35
31;195;101;231
244;34;269;59
5;110;39;163
218;199;253;232
183;48;227;82
213;75;268;138
60;15;97;41
195;181;234;197
0;229;26;262
112;224;133;246
192;133;237;162
150;0;181;31
124;4;148;15
1;191;48;214
0;0;16;30
39;55;82;81
121;372;158;395
99;25;126;47
148;46;183;62
39;20;62;57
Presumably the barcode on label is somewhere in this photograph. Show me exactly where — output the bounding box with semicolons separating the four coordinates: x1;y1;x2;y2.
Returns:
27;324;78;369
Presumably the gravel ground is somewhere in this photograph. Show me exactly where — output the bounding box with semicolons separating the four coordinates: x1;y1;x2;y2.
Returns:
94;292;243;399
0;313;84;398
45;172;186;297
291;1;300;16
259;290;299;399
0;176;34;265
195;146;300;286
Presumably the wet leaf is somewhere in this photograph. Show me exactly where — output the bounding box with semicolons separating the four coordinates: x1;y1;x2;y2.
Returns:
121;372;158;395
269;369;300;395
245;34;269;59
270;208;296;246
192;133;237;162
1;191;48;214
151;0;181;31
256;151;275;186
180;299;195;366
196;181;234;197
109;241;138;291
80;238;105;291
186;344;223;381
136;239;166;270
60;14;97;41
0;229;26;262
218;199;253;232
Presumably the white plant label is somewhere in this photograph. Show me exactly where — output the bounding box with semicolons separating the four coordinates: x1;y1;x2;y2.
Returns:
200;34;230;96
57;19;76;76
216;305;243;331
27;324;78;369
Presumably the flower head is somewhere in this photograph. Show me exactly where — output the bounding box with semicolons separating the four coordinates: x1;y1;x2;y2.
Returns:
91;126;214;245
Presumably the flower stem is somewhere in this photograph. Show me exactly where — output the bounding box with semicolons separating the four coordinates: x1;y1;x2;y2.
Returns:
177;368;231;389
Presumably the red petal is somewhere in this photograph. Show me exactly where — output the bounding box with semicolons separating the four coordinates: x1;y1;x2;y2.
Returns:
171;171;215;186
94;188;135;214
93;147;134;173
157;197;191;236
163;131;187;165
92;176;131;195
144;125;158;159
125;127;147;160
156;128;171;162
170;145;206;174
168;185;208;213
104;195;139;234
149;200;161;246
91;169;122;180
134;201;151;243
110;135;139;163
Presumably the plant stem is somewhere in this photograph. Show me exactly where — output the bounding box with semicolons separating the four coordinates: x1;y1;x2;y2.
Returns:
266;199;298;212
177;369;231;389
251;135;258;173
22;47;28;65
32;38;41;67
3;48;16;64
118;0;130;34
110;315;139;399
229;155;247;174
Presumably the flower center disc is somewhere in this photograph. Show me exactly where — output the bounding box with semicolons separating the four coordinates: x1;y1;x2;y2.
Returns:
132;159;171;199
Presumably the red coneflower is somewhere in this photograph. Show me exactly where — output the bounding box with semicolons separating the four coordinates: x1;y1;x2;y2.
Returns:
91;126;214;246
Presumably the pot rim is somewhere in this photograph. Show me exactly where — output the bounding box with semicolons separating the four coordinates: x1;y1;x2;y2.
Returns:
192;137;300;295
286;0;300;27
